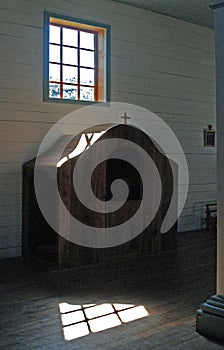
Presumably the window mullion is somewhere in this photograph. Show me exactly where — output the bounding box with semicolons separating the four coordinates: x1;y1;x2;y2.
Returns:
60;27;63;99
78;30;81;100
94;33;98;101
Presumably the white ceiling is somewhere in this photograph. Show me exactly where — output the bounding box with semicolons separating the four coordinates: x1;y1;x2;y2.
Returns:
112;0;214;28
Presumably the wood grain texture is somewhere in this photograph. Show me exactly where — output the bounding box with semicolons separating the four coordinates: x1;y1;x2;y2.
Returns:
22;124;178;269
0;229;219;349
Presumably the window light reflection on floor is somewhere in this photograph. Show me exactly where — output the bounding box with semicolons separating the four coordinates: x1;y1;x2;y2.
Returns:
85;303;114;319
89;313;121;333
59;302;149;341
63;321;90;341
61;310;85;326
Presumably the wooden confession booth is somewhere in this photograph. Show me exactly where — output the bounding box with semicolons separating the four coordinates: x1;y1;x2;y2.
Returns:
22;124;178;269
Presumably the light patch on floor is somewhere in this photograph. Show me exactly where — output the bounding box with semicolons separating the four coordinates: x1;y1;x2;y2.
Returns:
59;302;149;341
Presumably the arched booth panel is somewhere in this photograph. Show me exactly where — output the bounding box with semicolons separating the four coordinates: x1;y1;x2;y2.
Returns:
22;124;178;269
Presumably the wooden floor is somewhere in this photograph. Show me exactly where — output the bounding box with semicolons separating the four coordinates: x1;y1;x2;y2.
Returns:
0;230;223;349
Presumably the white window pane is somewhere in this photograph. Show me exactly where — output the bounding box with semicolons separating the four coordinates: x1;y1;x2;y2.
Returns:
80;87;94;101
63;84;78;100
80;31;95;50
49;25;60;44
63;47;78;65
63;66;77;83
118;306;148;323
49;44;61;63
113;303;135;311
89;314;121;333
49;83;60;98
80;68;94;85
83;304;96;308
49;64;60;81
63;28;78;47
61;310;85;326
80;50;95;68
84;304;114;319
63;322;89;341
59;303;81;314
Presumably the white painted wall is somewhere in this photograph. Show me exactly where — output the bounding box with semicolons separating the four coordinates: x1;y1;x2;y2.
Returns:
0;0;216;258
213;0;224;294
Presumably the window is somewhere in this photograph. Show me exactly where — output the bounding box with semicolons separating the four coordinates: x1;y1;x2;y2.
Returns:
44;13;110;103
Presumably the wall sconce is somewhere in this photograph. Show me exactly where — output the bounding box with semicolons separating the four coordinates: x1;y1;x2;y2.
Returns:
204;124;215;147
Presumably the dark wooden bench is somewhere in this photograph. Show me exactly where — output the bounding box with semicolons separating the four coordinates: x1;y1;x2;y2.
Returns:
206;203;217;231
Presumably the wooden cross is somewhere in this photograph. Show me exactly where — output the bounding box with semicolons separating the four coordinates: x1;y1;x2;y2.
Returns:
121;112;131;125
